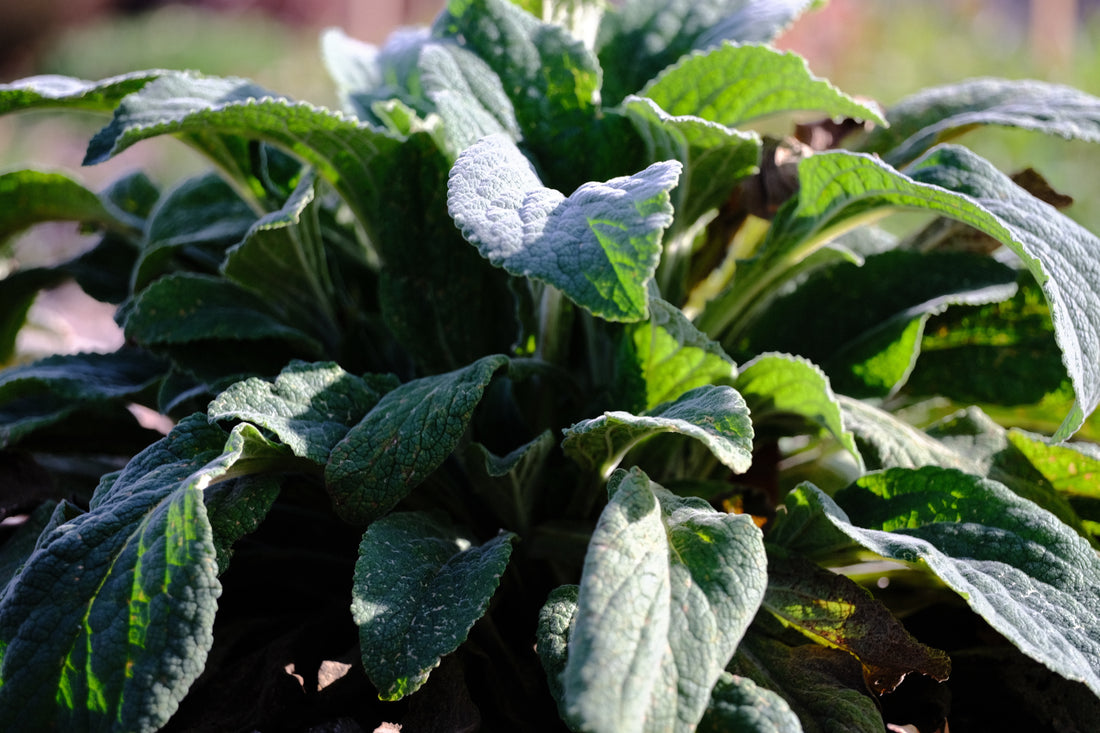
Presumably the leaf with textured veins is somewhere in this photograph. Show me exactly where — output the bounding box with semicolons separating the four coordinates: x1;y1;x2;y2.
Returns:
448;133;681;322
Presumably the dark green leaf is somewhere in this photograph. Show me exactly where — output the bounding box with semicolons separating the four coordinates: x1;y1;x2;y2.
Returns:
123;272;323;356
0;349;167;449
0;170;133;247
133;172;257;292
535;583;579;720
351;512;515;699
0;267;65;364
325;354;510;524
736;250;1018;396
0;415;226;731
731;629;884;733
448;133;680;322
562;384;754;476
464;430;556;533
561;468;767;732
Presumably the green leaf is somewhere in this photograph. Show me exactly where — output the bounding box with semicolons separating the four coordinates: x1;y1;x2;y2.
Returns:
561;467;767;732
133;172;258;292
0;267;66;364
731;630;884;733
616;297;738;413
208;360;397;465
859;78;1100;166
448;133;681;322
597;0;818;105
762;549;950;694
698;672;802;733
905;275;1067;407
536;583;580;720
464;430;556;533
0;415;227;731
0;170;133;247
563;384;754;476
736;353;862;468
0;71;163;116
123;272;323;356
434;0;600;141
906;145;1100;439
352;514;515;701
1006;429;1100;503
803;467;1100;697
0;349;167;449
325;354;510;524
203;474;281;574
639;42;884;129
622;95;761;231
838;394;979;473
221;173;339;349
736;250;1018;396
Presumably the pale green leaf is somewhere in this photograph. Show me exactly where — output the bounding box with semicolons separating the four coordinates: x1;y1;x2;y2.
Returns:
448;133;680;322
0;170;133;247
561;468;767;732
617;297;738;413
0;71;163;115
735;353;862;468
859;78;1100;166
351;512;515;700
536;583;580;720
563;384;753;476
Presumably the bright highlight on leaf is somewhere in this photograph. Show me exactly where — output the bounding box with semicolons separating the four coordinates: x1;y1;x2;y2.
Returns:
448;133;681;322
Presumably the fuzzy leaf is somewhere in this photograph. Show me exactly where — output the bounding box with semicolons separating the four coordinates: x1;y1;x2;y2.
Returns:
698;672;802;733
798;467;1100;697
617;297;738;413
0;415;238;731
464;430;556;533
0;71;163;115
122;272;324;369
448;133;680;322
434;0;600;141
1006;429;1100;502
763;549;950;694
597;0;817;105
209;361;397;465
838;395;979;473
536;584;580;720
736;353;862;467
639;42;884;129
859;78;1100;166
351;512;515;700
563;384;754;475
325;354;510;524
561;468;767;732
907;145;1100;439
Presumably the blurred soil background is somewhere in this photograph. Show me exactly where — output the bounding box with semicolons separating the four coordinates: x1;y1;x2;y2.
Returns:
1;0;1099;364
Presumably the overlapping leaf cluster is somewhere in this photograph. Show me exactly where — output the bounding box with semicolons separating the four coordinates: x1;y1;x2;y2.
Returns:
2;0;1100;730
